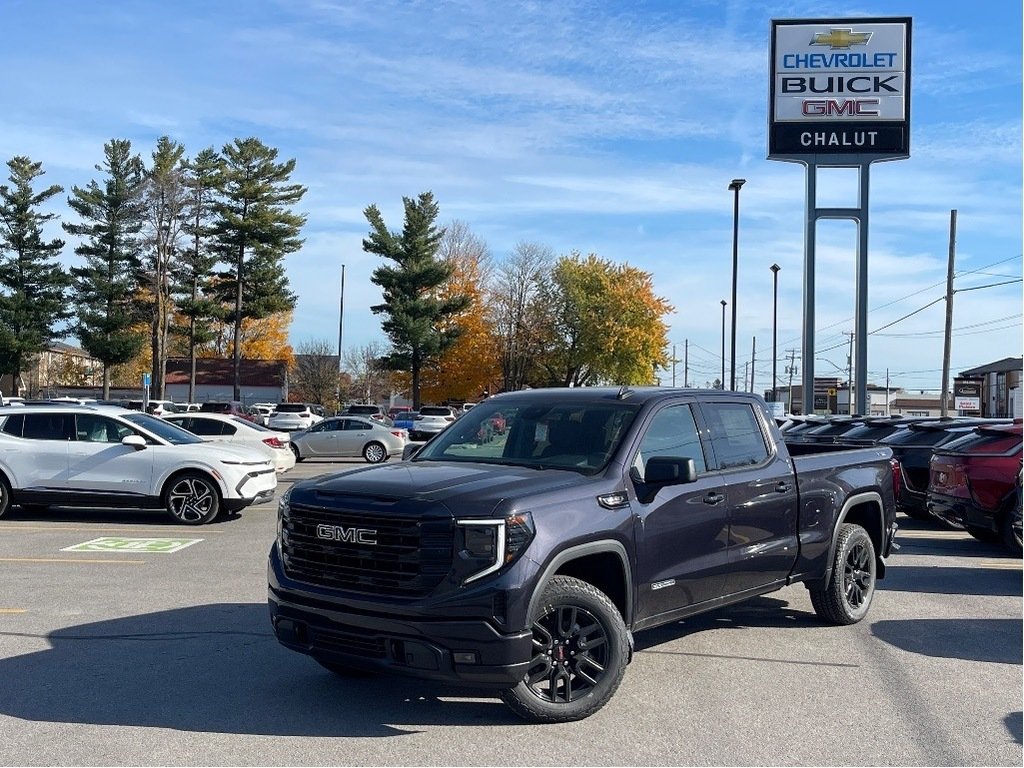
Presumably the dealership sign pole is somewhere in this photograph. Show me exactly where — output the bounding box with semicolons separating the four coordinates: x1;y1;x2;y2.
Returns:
768;17;911;415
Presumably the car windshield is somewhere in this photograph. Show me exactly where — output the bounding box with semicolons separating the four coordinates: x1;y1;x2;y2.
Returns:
413;399;640;475
122;413;205;445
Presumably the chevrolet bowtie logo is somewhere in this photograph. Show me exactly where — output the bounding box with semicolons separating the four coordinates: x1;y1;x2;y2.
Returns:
810;28;872;49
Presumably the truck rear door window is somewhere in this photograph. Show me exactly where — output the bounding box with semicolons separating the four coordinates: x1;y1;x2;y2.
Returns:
702;403;769;469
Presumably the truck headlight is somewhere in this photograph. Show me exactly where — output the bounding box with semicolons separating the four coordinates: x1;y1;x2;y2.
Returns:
456;512;535;584
277;488;292;552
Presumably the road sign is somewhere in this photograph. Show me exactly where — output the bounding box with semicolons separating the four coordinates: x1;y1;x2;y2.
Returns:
142;373;151;387
62;537;202;554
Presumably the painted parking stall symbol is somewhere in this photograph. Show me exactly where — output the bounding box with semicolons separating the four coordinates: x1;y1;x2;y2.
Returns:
62;537;203;554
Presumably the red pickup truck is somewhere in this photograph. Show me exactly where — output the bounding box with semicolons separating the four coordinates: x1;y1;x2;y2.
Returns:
927;420;1023;555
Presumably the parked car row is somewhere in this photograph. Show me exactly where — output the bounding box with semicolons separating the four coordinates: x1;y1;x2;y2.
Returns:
780;414;1022;555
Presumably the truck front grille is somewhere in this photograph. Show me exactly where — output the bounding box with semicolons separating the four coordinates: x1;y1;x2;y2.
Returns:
282;502;453;597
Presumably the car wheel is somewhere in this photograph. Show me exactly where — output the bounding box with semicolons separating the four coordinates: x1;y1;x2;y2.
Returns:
163;473;220;525
1000;498;1022;557
498;576;629;723
315;657;376;677
291;444;304;462
362;441;387;464
808;523;876;625
0;475;10;519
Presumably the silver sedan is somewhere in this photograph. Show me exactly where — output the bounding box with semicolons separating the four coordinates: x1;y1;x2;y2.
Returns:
290;417;407;463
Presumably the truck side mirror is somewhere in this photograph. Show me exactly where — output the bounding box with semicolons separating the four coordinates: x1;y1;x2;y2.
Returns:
644;456;697;486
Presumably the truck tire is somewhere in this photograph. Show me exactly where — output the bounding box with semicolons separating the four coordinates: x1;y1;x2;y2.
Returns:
163;473;220;525
498;575;628;723
809;523;876;625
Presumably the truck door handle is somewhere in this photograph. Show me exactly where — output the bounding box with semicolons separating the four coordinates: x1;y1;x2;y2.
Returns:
775;481;793;493
703;492;725;505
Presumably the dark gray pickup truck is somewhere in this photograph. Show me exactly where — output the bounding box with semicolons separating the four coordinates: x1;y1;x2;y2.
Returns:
269;388;898;722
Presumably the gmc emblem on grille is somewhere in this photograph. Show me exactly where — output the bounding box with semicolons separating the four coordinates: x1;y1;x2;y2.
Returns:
316;524;378;545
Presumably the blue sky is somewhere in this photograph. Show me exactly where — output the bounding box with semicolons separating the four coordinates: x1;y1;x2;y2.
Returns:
2;0;1021;393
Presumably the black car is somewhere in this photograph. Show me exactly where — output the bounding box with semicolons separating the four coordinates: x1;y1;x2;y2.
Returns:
829;416;933;447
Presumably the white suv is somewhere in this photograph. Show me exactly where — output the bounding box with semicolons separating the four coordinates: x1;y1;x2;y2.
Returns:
409;405;458;442
267;403;323;432
0;405;277;525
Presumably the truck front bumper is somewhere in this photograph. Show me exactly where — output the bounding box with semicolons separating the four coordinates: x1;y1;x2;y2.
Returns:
268;547;533;688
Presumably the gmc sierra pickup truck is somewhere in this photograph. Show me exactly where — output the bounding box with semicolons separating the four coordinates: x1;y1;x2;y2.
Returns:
269;388;898;722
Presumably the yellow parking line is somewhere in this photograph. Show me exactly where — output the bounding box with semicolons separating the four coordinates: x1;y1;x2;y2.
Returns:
0;557;145;565
0;525;225;534
0;609;27;614
978;560;1023;570
897;530;968;539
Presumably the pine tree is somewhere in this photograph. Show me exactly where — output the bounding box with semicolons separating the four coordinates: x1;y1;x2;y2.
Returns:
212;138;305;399
142;136;187;399
0;157;70;396
63;139;146;399
173;147;222;402
363;192;470;408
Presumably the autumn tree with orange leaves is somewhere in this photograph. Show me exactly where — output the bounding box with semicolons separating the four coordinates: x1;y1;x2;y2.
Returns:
537;252;673;387
418;221;500;404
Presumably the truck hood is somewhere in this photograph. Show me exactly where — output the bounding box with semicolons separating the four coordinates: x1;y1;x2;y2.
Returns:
293;460;595;517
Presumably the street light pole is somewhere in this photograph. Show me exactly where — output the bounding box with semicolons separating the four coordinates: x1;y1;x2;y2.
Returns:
728;178;746;391
720;299;727;390
770;263;780;403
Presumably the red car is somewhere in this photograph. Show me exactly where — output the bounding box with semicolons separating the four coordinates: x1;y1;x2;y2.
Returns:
927;420;1022;554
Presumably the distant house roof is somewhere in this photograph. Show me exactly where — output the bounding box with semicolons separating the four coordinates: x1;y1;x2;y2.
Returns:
49;342;94;358
959;357;1023;377
165;358;286;387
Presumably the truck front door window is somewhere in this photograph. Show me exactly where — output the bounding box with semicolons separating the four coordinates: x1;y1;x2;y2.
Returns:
633;404;707;480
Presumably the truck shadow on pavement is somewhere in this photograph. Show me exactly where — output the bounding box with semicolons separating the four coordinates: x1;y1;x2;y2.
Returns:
879;564;1022;597
871;617;1022;666
0;603;518;736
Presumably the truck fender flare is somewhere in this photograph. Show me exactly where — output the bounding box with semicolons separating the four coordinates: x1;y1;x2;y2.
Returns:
527;540;633;626
824;491;884;588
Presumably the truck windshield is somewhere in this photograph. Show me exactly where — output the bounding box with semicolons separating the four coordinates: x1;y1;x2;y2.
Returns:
413;399;641;475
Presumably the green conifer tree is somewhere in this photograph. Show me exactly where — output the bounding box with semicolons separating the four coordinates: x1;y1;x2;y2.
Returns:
0;157;70;396
363;192;470;408
211;138;305;399
63;139;146;399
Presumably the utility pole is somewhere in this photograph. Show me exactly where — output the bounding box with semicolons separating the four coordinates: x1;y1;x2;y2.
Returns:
337;263;346;412
886;368;890;416
940;210;957;416
744;361;750;392
672;343;676;387
844;331;855;414
684;339;689;388
750;336;756;394
786;349;798;414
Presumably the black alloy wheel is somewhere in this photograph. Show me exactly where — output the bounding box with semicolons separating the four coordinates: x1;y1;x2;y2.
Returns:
808;523;877;625
499;576;628;723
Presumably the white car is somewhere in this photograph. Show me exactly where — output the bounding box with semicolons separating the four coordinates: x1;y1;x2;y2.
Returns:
290;416;407;463
267;403;323;432
409;405;458;442
0;405;277;525
164;412;296;474
250;403;276;426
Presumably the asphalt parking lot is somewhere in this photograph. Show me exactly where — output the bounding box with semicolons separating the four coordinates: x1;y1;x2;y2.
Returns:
0;458;1020;766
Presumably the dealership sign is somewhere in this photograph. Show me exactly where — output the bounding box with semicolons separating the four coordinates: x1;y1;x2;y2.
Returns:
769;18;911;158
954;378;982;412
